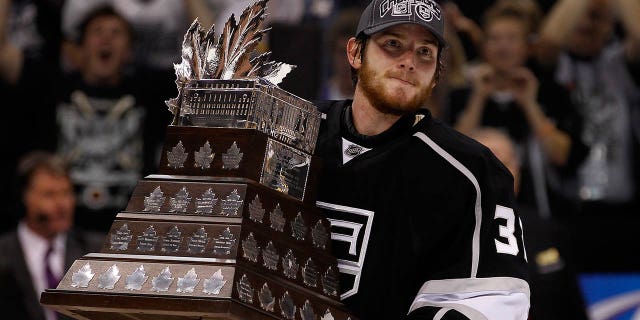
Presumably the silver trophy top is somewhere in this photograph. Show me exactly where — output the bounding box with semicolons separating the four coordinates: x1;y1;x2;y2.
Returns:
165;0;321;153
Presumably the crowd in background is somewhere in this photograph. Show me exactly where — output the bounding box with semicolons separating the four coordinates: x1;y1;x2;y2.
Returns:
0;0;639;319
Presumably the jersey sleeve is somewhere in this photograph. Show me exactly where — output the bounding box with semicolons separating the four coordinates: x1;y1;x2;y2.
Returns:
408;132;530;319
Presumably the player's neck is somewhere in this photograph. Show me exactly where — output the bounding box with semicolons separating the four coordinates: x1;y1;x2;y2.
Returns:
351;88;401;136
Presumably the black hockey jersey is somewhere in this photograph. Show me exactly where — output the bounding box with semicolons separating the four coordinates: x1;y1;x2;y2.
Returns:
314;100;530;319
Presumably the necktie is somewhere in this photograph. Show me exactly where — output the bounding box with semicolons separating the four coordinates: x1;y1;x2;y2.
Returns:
44;243;61;289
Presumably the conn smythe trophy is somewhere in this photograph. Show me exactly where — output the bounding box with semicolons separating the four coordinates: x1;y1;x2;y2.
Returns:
41;1;355;319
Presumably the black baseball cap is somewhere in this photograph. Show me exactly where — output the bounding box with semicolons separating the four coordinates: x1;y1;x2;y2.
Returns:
356;0;447;48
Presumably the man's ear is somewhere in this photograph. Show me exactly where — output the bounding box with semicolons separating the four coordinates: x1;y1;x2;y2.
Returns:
346;37;362;69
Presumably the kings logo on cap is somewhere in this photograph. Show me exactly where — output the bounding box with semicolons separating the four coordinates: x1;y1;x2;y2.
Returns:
380;0;441;23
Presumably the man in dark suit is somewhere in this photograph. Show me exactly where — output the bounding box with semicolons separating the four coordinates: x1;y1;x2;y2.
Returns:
0;151;104;320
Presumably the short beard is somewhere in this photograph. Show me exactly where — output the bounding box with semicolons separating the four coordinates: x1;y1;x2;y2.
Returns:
359;59;434;116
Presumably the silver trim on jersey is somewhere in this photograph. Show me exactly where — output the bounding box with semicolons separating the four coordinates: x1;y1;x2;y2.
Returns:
316;201;374;300
434;308;452;320
409;277;530;319
413;132;482;278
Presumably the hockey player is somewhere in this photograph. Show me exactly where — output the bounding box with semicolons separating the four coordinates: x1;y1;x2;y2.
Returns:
314;0;530;318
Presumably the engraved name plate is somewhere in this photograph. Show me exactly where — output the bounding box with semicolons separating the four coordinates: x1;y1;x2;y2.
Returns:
262;241;279;270
194;141;214;169
248;195;265;223
195;188;218;214
242;232;260;262
110;224;132;251
125;265;148;290
213;227;236;255
221;189;243;216
203;269;226;295
280;291;296;320
311;221;329;250
188;227;208;254
259;283;275;312
170;187;191;213
71;263;94;288
301;300;316;320
302;258;318;288
161;226;183;253
177;268;199;293
137;225;159;252
222;141;243;169
236;274;254;304
144;186;165;212
167;141;188;169
291;213;307;241
282;249;298;279
269;204;285;232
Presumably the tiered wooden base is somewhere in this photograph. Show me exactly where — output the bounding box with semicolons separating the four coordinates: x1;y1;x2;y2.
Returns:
41;127;355;320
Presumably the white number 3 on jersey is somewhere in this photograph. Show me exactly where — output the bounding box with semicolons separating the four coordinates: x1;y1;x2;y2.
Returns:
494;205;527;261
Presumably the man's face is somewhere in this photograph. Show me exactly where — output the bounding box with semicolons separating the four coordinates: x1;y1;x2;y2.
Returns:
355;24;439;115
81;15;131;84
569;0;614;58
483;18;529;74
24;169;75;238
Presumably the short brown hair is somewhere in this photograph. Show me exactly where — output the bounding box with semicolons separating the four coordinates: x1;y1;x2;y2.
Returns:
17;151;71;196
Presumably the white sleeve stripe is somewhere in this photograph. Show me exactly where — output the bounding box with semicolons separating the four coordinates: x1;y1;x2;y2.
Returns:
414;132;483;278
414;277;531;297
409;277;531;320
434;308;452;320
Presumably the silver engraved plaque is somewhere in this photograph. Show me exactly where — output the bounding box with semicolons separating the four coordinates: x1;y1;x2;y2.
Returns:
291;213;307;241
177;268;199;293
137;225;159;252
222;141;243;169
221;189;243;216
248;195;265;223
311;221;329;250
195;188;218;214
161;226;183;253
321;309;335;320
71;263;94;288
302;258;318;288
279;291;296;320
282;249;298;279
242;232;260;262
167;141;188;169
144;186;165;212
151;267;174;292
194;141;214;169
260;139;311;201
258;283;275;312
322;267;339;297
213;227;236;256
125;265;148;290
262;241;279;270
187;227;208;254
110;224;132;251
170;187;191;213
203;269;226;295
269;204;285;232
98;264;121;289
301;300;316;320
236;274;254;304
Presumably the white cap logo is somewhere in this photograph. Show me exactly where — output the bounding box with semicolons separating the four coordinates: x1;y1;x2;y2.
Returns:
379;0;441;23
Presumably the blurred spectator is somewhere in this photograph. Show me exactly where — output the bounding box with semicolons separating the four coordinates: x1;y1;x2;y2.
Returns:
535;0;640;216
318;7;361;100
448;1;589;218
469;127;589;320
1;4;167;232
0;151;104;320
